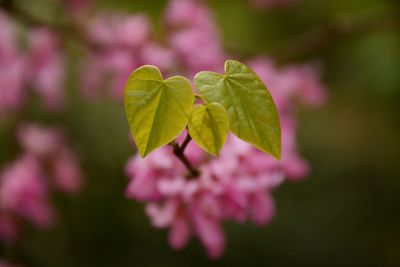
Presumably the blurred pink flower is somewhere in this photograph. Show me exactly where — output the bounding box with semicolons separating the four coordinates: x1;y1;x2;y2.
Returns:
248;57;327;108
0;11;27;120
169;29;225;74
0;57;26;120
0;155;55;228
51;150;84;193
165;0;225;75
115;15;150;48
127;135;285;258
81;50;137;100
87;13;150;49
0;123;84;243
28;28;66;111
17;123;84;193
139;43;176;72
0;11;18;60
165;0;216;31
17;124;63;158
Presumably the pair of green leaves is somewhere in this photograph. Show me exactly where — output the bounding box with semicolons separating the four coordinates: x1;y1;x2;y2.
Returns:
124;60;281;159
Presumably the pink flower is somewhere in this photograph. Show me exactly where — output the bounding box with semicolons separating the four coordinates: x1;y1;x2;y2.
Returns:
0;123;84;243
248;57;327;108
27;28;65;111
17;124;63;158
0;155;55;228
87;13;150;48
192;202;225;259
139;43;176;72
51;150;84;193
126;136;284;258
17;123;85;193
0;12;26;119
165;0;216;31
248;192;275;225
169;29;225;73
0;11;18;60
165;0;225;74
169;213;191;250
0;57;26;120
115;15;150;48
80;50;137;100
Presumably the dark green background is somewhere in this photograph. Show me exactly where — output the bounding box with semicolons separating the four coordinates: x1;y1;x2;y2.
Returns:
1;0;400;266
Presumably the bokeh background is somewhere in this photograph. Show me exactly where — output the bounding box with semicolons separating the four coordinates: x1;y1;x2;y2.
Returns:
1;0;400;266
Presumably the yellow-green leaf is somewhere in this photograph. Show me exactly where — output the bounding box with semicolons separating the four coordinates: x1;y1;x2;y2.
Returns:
188;103;229;156
194;60;281;159
124;65;194;158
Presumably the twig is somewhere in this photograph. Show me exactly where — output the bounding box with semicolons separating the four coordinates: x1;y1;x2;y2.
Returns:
177;134;192;154
170;134;200;178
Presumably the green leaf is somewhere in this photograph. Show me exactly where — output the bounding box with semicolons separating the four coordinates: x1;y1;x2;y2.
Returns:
194;60;281;159
124;65;194;158
188;103;229;156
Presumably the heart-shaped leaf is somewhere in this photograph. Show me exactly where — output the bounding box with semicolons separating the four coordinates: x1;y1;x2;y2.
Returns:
124;65;194;158
194;60;281;159
188;102;229;156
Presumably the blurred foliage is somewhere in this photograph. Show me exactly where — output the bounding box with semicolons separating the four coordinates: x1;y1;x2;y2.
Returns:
1;0;400;266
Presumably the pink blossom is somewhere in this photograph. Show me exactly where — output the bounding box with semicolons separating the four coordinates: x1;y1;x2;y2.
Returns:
27;28;65;111
0;123;84;244
169;29;225;74
17;124;63;158
0;57;26;120
115;15;150;48
125;148;178;201
87;13;150;48
17;123;84;193
127;136;284;258
0;11;18;60
192;201;226;259
0;12;26;120
0;155;55;228
165;0;216;31
169;212;191;250
51;150;84;193
139;43;176;72
165;0;225;74
248;57;327;109
248;192;275;225
80;50;137;100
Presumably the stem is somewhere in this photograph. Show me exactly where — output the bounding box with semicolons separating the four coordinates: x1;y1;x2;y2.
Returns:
177;134;192;154
171;134;200;178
